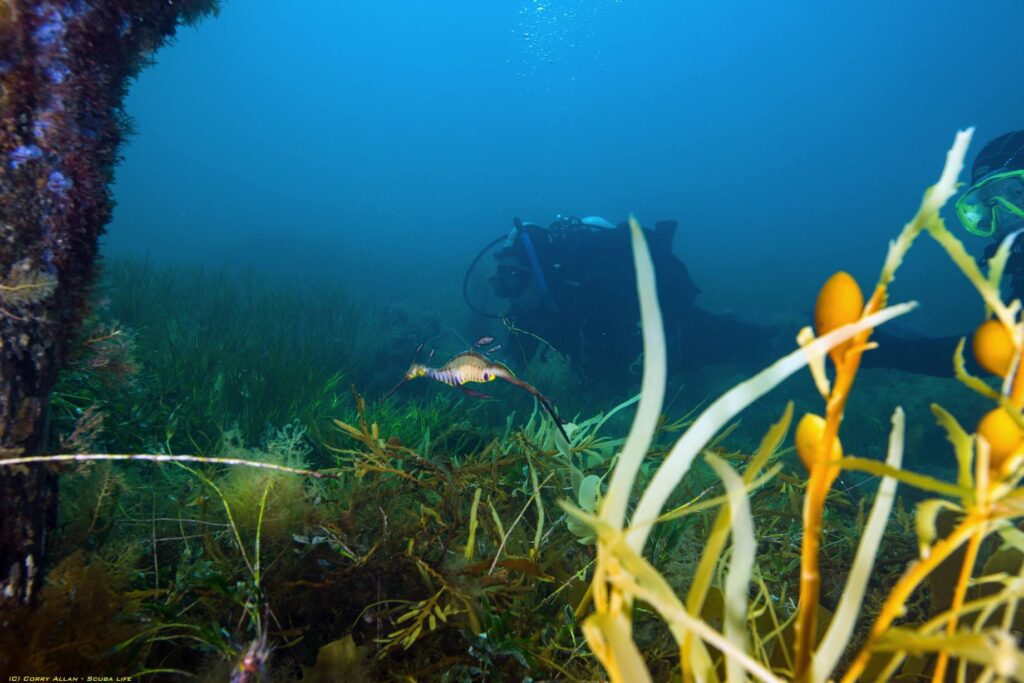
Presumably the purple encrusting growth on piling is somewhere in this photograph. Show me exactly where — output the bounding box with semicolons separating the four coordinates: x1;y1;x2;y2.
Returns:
8;144;42;169
32;117;54;141
46;170;73;194
32;9;67;48
45;62;70;83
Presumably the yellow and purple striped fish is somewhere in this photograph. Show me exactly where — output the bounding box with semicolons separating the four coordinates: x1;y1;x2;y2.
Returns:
385;350;568;442
404;351;514;387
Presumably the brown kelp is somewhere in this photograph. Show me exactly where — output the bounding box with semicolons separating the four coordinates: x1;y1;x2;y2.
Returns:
567;129;1024;682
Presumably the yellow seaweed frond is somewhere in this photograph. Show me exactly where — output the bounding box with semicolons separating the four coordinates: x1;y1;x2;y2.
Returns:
573;128;1024;683
874;628;1024;678
626;299;914;553
463;487;482;561
984;228;1024;306
579;212;913;683
878;128;973;293
927;215;1021;334
601;216;667;532
685;403;792;618
811;407;904;683
953;337;1004;401
706;452;757;683
931;403;978;492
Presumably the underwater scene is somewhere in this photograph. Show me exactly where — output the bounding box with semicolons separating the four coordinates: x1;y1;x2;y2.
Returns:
3;0;1024;681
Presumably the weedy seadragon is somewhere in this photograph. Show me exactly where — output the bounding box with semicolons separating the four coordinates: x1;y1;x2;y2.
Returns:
385;337;570;443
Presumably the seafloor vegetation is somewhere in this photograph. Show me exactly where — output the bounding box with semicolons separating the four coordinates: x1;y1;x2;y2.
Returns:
2;131;1023;681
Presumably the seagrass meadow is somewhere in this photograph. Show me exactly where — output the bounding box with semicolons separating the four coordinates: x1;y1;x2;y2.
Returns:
5;0;1024;680
0;129;1022;681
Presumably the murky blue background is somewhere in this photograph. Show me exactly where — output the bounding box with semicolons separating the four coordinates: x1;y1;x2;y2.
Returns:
107;0;1024;335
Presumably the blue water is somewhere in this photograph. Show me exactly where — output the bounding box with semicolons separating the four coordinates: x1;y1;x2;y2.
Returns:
107;0;1024;336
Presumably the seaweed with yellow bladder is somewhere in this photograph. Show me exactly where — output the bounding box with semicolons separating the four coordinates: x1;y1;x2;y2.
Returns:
565;128;1024;682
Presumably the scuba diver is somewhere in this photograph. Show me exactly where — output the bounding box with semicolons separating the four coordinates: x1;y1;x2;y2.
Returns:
867;130;1024;374
956;129;1024;297
466;131;1024;390
466;214;787;389
854;130;1024;377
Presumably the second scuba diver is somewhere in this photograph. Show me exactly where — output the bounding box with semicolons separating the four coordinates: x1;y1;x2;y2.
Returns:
957;129;1024;297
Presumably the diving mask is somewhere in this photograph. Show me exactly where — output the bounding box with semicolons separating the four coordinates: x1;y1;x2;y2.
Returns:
955;169;1024;237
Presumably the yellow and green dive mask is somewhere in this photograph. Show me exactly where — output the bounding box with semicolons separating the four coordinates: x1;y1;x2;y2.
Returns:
955;169;1024;237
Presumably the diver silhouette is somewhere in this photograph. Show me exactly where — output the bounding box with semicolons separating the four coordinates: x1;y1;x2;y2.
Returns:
468;177;1024;390
473;215;787;389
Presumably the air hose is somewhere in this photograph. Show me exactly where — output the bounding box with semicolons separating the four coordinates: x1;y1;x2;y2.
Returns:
462;234;509;319
463;219;561;318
